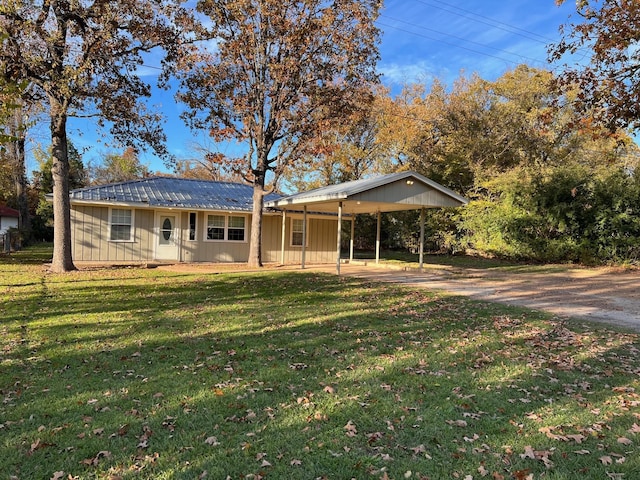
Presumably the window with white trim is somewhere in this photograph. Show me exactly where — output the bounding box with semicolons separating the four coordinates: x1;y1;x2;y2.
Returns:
110;208;134;241
291;218;306;246
206;214;246;242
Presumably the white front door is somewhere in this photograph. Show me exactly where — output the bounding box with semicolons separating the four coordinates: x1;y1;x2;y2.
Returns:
156;213;179;260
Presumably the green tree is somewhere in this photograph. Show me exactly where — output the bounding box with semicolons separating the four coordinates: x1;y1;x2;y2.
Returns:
173;0;382;267
376;66;640;261
550;0;640;131
30;141;87;242
1;1;192;272
90;147;149;185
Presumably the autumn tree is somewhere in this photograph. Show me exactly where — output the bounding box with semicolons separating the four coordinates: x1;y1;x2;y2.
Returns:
174;141;246;182
282;91;388;192
0;1;192;272
173;0;382;267
90;147;149;185
549;0;640;131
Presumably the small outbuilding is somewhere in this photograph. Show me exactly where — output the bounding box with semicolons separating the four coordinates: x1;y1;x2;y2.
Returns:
0;205;19;236
64;171;467;268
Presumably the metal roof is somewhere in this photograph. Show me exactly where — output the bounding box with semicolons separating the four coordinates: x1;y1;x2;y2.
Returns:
265;171;468;214
68;177;282;212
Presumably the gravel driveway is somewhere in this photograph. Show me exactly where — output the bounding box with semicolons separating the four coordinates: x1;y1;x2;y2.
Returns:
316;263;640;332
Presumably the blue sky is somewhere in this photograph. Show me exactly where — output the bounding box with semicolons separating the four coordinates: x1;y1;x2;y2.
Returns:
58;0;579;176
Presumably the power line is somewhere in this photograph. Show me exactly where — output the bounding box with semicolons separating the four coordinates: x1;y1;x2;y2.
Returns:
411;0;553;45
377;20;545;71
379;13;546;66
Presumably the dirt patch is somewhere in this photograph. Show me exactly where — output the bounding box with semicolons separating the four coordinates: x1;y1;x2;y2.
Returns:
326;264;640;332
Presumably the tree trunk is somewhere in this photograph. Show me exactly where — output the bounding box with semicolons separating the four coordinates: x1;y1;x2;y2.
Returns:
248;171;266;268
50;103;76;272
12;106;30;238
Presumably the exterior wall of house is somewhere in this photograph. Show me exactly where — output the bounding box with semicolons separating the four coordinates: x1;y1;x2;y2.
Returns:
71;205;339;264
71;205;154;262
262;213;339;264
0;216;19;235
179;211;252;263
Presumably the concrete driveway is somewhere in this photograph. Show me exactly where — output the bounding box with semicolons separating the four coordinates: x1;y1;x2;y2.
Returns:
310;263;640;332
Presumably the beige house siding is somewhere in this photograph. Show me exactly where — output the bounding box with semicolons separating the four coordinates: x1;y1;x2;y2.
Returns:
71;205;154;262
71;206;339;264
350;179;463;209
263;214;339;264
179;211;251;262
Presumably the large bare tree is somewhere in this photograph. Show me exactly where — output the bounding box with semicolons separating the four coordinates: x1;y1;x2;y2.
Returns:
0;0;192;271
172;0;382;267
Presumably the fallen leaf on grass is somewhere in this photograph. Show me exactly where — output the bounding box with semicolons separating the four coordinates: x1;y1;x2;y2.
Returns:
446;419;468;427
290;459;302;466
50;472;65;480
600;456;613;465
519;446;554;468
344;420;358;437
28;438;55;455
520;446;536;460
617;437;633;445
204;436;220;446
81;450;112;466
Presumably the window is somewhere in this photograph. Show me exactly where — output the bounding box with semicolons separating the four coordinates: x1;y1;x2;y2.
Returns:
188;212;197;241
227;216;245;241
110;208;133;241
207;215;225;240
206;214;246;242
291;218;305;246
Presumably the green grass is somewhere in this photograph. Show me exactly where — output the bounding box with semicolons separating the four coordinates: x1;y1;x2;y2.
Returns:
2;246;640;479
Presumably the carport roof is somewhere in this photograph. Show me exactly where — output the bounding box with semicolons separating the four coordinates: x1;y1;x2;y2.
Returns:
265;171;468;214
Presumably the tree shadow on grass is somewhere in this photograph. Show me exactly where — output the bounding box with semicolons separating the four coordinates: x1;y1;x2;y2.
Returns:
1;269;639;479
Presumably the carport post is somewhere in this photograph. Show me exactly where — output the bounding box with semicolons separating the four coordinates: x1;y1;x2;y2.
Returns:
301;206;307;269
419;207;425;271
280;210;286;265
336;201;343;275
349;216;355;263
375;210;381;264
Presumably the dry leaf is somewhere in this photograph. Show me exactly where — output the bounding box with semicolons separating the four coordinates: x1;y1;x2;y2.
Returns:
617;437;633;445
520;446;536;459
344;420;358;437
323;385;336;394
446;419;468;427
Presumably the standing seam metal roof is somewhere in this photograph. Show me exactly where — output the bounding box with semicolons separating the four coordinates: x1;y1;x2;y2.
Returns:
264;171;468;207
68;177;282;211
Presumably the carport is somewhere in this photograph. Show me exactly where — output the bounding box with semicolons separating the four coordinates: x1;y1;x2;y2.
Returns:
265;171;468;274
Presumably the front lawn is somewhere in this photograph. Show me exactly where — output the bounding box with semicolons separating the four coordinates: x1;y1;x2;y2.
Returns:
1;248;639;479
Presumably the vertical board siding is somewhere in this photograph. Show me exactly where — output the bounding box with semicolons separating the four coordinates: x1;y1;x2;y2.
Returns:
72;207;338;264
263;215;338;264
71;206;154;262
